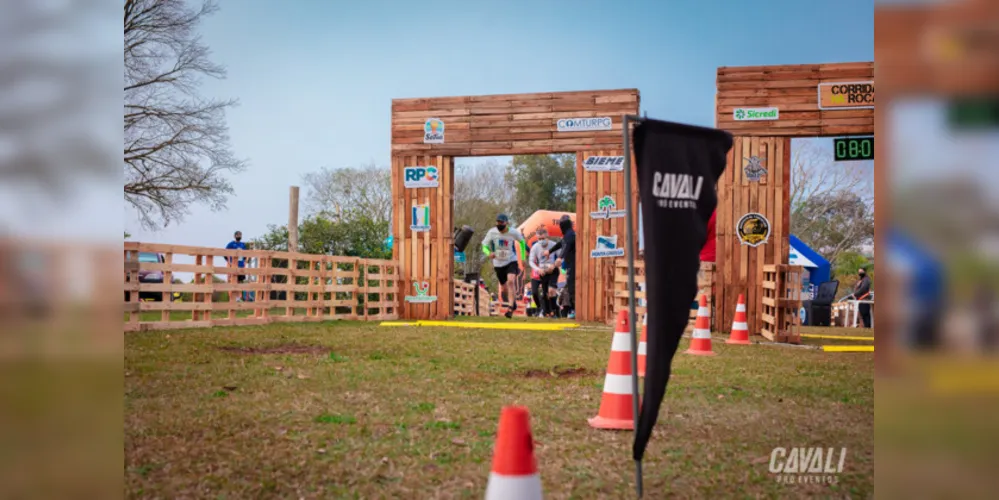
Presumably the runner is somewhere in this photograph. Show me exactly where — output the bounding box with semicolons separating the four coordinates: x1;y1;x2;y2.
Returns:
528;227;562;318
481;213;527;318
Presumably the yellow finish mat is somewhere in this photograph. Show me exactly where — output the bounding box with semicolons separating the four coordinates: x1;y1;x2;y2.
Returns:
821;345;874;352
379;320;579;331
801;333;874;341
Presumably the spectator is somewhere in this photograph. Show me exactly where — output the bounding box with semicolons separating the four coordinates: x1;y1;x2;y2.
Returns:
548;215;576;319
225;230;249;302
848;267;872;328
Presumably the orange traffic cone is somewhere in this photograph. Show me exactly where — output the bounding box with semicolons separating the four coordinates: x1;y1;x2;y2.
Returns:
726;293;751;345
637;314;648;377
485;406;543;500
589;310;639;429
685;294;717;356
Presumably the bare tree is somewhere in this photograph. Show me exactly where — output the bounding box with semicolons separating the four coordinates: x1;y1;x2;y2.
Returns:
302;164;392;223
124;0;245;229
790;141;874;264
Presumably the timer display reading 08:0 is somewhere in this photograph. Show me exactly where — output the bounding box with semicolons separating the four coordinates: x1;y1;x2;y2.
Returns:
833;137;874;161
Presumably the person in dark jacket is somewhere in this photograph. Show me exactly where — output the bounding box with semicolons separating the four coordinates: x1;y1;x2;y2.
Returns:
848;267;873;328
547;215;576;318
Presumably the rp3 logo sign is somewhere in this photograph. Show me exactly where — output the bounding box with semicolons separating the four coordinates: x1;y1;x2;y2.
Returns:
403;166;439;189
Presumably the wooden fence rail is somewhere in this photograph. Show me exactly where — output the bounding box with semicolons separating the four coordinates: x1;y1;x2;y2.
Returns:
612;260;716;331
124;242;399;332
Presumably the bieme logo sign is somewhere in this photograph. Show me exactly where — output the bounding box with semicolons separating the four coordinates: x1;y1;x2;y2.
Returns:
818;81;874;110
733;107;779;121
403;166;439;188
557;117;612;132
769;447;847;485
583;156;625;172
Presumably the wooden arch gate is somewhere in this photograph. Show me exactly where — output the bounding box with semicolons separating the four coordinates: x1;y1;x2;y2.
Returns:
713;62;875;339
390;89;640;321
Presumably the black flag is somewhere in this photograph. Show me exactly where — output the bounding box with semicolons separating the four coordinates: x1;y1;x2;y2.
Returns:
632;119;732;461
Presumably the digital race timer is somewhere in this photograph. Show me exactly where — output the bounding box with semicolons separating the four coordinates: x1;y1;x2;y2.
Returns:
833;136;874;162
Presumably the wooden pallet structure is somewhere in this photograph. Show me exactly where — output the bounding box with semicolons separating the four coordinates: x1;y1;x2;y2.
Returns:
761;264;805;343
453;281;492;316
612;259;716;331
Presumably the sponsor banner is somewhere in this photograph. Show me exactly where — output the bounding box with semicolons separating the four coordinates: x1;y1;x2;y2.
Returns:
423;118;445;143
583;155;625;172
591;235;625;258
411;204;431;232
405;281;437;303
818;81;874;110
737;212;771;247
733;107;779;121
590;195;627;219
403;166;440;188
557;116;612;132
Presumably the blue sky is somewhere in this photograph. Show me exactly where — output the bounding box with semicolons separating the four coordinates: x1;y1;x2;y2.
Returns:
124;0;876;246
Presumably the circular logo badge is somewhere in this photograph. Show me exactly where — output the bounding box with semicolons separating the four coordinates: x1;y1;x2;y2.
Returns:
737;213;771;247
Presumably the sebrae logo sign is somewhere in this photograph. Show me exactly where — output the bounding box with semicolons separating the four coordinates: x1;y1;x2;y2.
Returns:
591;235;625;258
590;195;626;219
410;204;431;232
424;118;445;144
733;107;779;121
818;81;874;110
404;166;439;188
405;281;437;303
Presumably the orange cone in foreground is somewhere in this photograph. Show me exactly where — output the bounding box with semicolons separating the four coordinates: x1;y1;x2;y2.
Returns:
485;406;543;500
637;314;648;377
685;294;717;356
726;293;751;345
589;310;639;429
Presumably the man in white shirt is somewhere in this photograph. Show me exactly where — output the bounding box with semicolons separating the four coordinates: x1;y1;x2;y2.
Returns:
529;227;562;318
481;213;527;318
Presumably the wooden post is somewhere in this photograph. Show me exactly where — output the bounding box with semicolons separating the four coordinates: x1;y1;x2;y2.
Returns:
289;186;300;252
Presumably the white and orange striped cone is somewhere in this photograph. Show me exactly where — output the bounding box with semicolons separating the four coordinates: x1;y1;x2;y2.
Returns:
485;406;543;500
637;314;648;377
726;293;751;345
685;294;717;356
589;310;639;429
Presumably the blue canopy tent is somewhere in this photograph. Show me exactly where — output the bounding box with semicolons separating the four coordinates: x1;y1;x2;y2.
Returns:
789;235;831;291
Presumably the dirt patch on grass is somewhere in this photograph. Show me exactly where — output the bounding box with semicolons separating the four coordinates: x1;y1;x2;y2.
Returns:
218;344;328;355
523;366;597;379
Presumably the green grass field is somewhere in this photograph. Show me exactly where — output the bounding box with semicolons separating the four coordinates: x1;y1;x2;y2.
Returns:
124;320;873;499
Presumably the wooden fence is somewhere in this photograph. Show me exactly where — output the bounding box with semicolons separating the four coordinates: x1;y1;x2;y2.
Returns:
124;243;399;332
453;281;492;316
761;264;804;343
612;260;716;330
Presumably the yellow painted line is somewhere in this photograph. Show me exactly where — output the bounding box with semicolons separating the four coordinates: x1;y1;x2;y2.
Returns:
415;320;579;331
802;333;875;341
821;345;874;352
379;321;418;327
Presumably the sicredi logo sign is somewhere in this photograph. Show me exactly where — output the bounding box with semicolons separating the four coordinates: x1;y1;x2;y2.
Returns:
733;107;779;121
583;156;625;172
403;166;439;188
557;117;612;132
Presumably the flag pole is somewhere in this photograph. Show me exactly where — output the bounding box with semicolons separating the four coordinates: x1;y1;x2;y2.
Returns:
623;113;644;499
